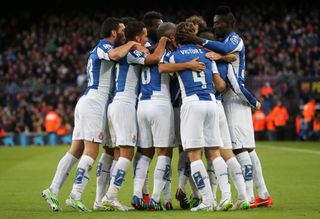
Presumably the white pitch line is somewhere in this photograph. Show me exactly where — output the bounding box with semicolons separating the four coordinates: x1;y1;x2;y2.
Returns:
259;145;320;155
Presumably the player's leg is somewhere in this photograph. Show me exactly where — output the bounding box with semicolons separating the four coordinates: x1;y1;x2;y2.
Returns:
217;100;248;209
204;101;232;211
133;147;151;204
132;102;153;209
67;140;100;212
103;101;137;211
174;106;191;209
224;98;255;207
42;140;83;212
149;147;171;211
132;148;153;209
94;147;114;210
205;148;232;211
162;148;173;210
220;149;249;210
148;103;174;210
248;148;272;207
182;101;213;211
189;149;214;211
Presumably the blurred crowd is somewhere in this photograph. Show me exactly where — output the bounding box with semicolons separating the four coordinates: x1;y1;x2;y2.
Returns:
0;4;319;144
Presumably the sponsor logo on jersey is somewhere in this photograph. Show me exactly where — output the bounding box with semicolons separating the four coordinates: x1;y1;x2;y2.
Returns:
230;35;239;45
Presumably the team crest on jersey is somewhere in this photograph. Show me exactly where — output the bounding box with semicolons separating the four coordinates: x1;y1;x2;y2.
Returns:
230;35;239;45
103;44;113;51
132;50;143;57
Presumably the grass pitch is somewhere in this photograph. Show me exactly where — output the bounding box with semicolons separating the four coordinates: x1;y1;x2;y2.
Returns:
0;141;320;219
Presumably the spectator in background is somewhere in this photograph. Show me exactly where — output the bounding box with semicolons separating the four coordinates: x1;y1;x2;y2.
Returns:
266;112;276;141
252;108;266;140
45;106;61;134
309;112;320;140
303;98;316;136
295;109;308;140
261;81;273;114
269;100;289;140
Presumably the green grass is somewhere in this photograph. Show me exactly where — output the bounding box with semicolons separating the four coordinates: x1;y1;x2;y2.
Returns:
1;141;320;219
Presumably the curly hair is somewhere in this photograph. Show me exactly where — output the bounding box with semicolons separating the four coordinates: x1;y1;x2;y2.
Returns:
185;15;207;33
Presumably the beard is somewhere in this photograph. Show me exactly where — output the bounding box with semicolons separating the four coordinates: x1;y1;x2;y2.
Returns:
114;36;126;47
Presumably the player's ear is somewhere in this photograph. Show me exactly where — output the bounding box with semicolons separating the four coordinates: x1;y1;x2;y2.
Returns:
111;30;117;38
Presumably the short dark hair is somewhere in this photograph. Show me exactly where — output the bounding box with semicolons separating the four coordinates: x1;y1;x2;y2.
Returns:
100;17;122;38
143;11;163;27
197;27;215;40
215;5;236;28
125;21;146;41
121;16;137;26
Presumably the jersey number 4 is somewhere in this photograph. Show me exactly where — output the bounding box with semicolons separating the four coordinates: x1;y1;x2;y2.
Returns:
192;71;207;88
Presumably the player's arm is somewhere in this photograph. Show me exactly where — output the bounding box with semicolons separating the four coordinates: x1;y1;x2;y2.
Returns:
201;35;242;54
173;33;242;54
108;41;139;61
213;74;227;92
206;51;237;62
159;57;205;74
144;37;168;65
226;64;260;109
211;61;227;92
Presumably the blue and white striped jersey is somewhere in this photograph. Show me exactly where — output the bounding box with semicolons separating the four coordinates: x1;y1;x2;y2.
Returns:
112;50;145;105
84;39;115;97
167;44;218;102
139;63;171;101
161;50;181;107
214;62;257;107
202;32;245;82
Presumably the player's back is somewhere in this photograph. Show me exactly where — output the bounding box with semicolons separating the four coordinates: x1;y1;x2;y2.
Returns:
84;39;115;98
113;51;143;105
139;63;170;102
169;44;214;101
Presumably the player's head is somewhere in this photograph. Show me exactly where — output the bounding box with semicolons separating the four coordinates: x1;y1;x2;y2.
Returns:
175;21;197;45
157;22;176;48
197;27;215;40
121;16;137;26
143;11;163;42
125;21;148;46
100;17;126;46
185;15;207;35
213;5;236;38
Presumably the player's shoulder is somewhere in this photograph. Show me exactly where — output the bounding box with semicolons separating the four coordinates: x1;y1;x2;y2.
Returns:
98;39;114;52
129;50;145;58
226;32;242;45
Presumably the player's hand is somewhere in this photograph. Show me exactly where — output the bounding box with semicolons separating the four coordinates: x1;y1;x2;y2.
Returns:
188;57;205;72
206;51;222;61
175;32;202;45
256;101;262;109
132;44;150;54
159;36;170;43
